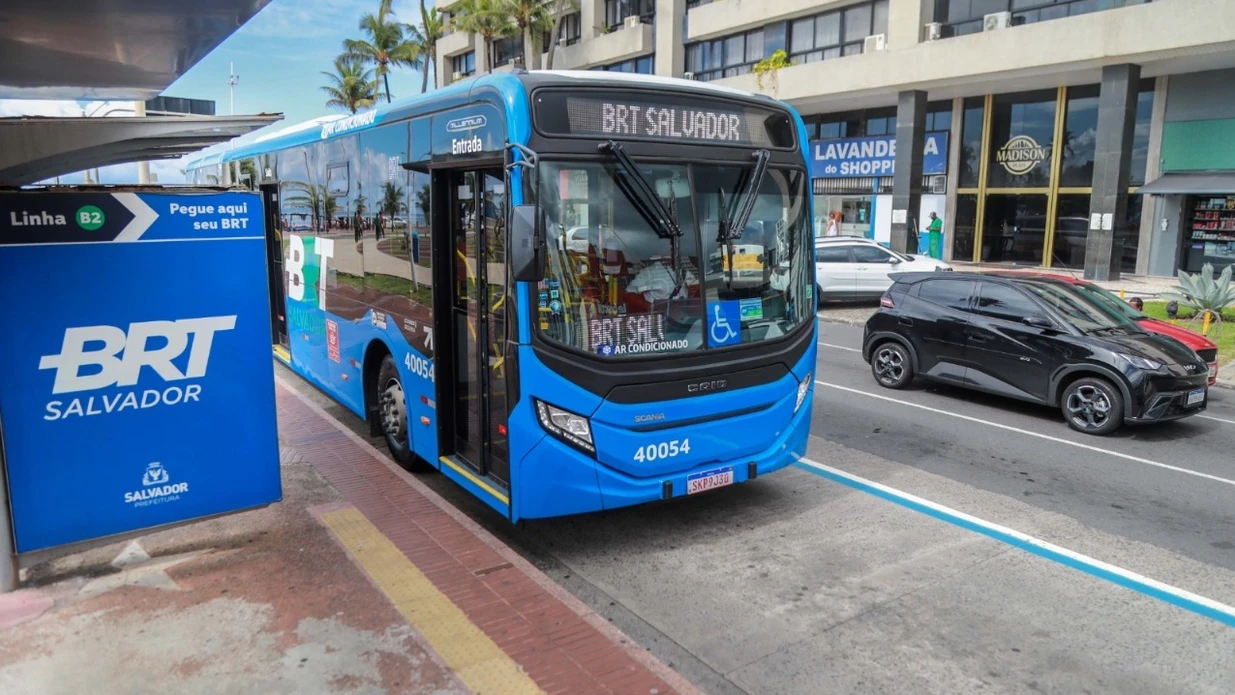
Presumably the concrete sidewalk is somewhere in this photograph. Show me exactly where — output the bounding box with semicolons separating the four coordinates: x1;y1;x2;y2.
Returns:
0;380;698;695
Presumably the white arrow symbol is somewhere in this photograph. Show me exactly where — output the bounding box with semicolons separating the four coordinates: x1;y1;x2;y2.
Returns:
112;193;159;241
422;325;434;352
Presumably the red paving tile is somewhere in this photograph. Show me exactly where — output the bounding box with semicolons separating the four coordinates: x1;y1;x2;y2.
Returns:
276;380;701;695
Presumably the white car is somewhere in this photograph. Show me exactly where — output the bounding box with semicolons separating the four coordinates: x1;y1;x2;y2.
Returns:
815;237;951;303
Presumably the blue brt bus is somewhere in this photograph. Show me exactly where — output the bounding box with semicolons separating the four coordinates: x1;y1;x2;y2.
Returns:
187;70;816;520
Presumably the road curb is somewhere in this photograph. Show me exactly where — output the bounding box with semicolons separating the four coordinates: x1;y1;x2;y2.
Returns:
1216;360;1235;391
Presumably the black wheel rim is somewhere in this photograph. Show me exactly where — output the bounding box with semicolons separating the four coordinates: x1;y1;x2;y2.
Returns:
1066;385;1112;430
874;347;905;385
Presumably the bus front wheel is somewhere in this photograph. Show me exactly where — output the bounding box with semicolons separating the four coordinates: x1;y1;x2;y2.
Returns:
377;354;433;472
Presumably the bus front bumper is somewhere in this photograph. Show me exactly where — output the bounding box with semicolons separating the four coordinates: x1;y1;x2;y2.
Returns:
515;397;812;519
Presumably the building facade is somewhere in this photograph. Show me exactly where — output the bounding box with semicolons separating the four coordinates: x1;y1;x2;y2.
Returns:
435;0;1235;279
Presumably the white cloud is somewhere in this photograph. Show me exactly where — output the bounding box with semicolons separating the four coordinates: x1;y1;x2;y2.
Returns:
240;0;414;40
0;99;107;118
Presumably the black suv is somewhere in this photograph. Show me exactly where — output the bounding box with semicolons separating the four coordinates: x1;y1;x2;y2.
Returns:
862;272;1211;435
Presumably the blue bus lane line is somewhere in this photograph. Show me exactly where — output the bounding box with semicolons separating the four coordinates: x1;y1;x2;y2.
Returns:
794;457;1235;630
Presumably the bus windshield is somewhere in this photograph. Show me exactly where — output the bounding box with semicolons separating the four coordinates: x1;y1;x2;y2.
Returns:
537;159;812;357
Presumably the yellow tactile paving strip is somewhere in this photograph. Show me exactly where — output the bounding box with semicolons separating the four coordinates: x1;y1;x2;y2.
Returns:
320;507;543;695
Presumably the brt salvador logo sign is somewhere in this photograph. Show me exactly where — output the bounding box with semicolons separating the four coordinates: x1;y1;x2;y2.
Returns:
996;135;1048;176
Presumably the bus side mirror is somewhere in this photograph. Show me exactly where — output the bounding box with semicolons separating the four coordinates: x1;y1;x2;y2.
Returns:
511;204;545;283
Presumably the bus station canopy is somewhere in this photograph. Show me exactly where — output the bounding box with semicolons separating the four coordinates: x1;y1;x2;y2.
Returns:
0;114;282;186
0;0;281;185
0;0;273;100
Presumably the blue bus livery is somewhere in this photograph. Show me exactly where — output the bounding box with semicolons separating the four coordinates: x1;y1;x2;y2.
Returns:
186;70;817;520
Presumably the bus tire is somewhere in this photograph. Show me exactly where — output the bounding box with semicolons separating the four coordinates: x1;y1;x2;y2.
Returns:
377;354;432;472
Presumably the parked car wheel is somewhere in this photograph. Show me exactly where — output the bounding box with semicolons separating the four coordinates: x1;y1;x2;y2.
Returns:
1061;377;1124;436
871;341;914;389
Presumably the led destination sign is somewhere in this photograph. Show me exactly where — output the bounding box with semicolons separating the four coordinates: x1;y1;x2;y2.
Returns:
535;91;794;148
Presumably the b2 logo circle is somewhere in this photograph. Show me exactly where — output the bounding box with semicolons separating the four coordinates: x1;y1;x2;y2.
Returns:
76;206;105;231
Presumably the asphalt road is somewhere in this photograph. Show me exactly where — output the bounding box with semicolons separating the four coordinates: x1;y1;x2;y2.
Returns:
280;323;1235;695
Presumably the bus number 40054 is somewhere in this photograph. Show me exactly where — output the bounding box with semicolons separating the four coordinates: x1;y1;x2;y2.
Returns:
633;439;690;462
404;353;434;381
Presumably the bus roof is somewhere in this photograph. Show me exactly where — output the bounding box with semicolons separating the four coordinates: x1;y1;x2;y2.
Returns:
185;70;789;171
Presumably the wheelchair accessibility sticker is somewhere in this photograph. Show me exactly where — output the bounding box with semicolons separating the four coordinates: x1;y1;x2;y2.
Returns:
708;300;741;347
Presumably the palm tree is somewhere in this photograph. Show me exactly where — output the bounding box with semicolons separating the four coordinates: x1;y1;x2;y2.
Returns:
415;1;445;92
456;0;516;72
500;0;552;70
381;181;408;218
320;55;379;113
415;184;431;226
345;0;423;103
544;0;577;70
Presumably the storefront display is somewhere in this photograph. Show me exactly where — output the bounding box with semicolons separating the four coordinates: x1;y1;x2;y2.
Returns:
809;131;949;240
1182;195;1235;273
954;82;1153;271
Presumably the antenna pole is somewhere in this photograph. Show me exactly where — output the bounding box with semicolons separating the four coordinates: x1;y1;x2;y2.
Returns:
228;62;239;116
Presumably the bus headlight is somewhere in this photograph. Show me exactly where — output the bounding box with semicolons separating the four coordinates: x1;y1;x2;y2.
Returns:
794;372;812;413
535;399;595;454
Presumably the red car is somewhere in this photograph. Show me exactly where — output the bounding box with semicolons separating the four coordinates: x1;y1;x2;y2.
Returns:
1011;273;1219;385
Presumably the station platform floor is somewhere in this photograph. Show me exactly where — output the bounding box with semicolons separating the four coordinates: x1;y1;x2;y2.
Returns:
0;378;698;695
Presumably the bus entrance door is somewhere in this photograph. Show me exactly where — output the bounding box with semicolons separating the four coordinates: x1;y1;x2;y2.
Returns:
261;183;289;349
438;168;510;494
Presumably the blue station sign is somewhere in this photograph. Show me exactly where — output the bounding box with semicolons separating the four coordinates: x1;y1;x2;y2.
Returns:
0;190;281;553
811;132;949;178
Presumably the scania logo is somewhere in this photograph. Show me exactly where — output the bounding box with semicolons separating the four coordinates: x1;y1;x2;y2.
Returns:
633;413;664;423
446;115;486;132
686;379;727;394
995;135;1048;176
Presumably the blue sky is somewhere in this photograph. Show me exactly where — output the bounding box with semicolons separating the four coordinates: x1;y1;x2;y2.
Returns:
0;0;435;184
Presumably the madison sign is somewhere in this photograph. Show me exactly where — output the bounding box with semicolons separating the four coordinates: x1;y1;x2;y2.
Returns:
995;135;1049;176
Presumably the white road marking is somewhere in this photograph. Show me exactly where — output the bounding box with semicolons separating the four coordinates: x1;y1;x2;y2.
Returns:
814;380;1235;488
796;456;1235;628
1197;414;1235;426
818;342;861;353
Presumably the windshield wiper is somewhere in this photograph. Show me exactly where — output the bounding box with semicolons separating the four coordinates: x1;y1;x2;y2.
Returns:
598;141;686;290
719;150;770;243
717;149;770;288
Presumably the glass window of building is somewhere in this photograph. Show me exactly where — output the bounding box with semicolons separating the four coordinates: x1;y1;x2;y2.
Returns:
558;12;581;45
926;102;953;132
953;194;979;261
959;97;985;188
935;0;1151;37
1128;83;1154;187
686;27;764;80
597;55;655;74
492;36;522;65
764;21;788;55
982;193;1049;264
954;82;1155;269
452;52;476;77
1058;81;1153;189
787;0;886;64
986;90;1056;189
605;0;654;29
1060;85;1100;187
1050;194;1092;269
